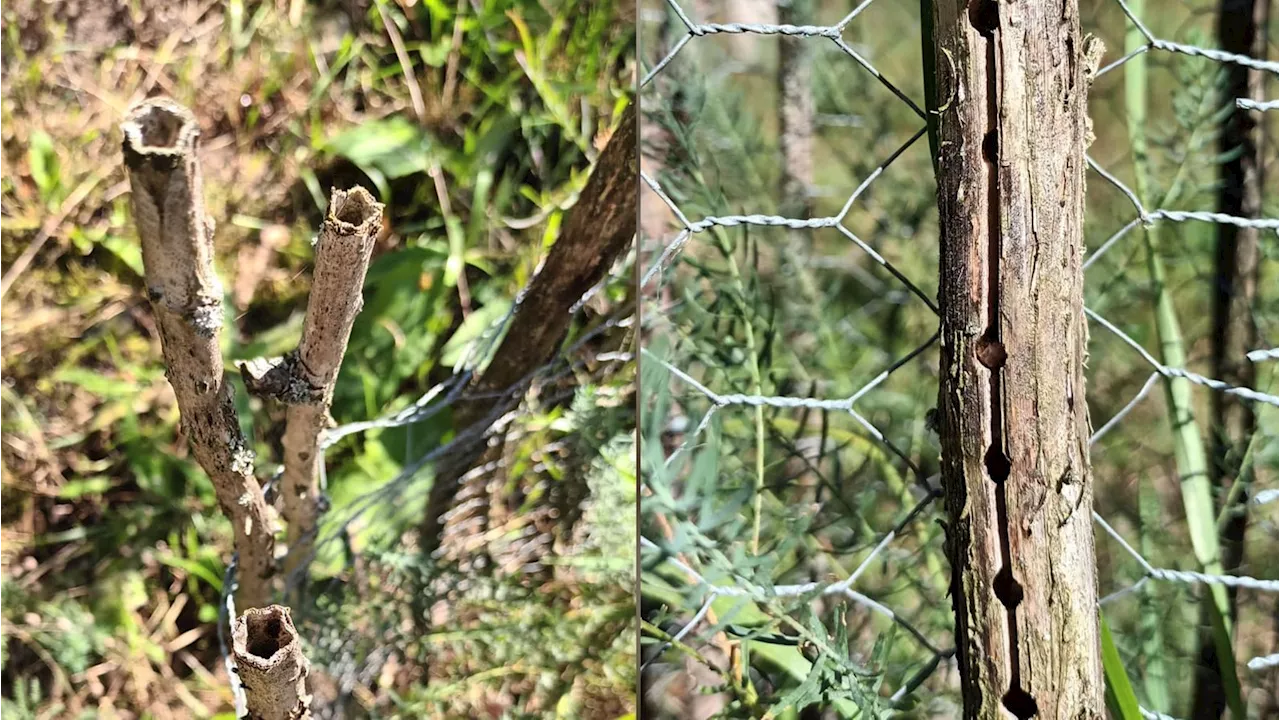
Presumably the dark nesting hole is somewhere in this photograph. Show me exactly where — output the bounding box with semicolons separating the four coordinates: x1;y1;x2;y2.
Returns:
968;0;999;36
982;130;999;164
984;445;1010;483
247;615;286;659
1002;688;1038;719
994;566;1023;608
975;331;1006;369
333;189;375;226
132;105;187;149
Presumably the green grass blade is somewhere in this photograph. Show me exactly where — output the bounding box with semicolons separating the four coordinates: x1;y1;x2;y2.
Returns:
1123;4;1243;716
1101;614;1143;720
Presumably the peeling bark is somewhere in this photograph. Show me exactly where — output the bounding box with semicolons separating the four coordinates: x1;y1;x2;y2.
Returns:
122;98;275;609
931;1;1104;716
233;605;313;720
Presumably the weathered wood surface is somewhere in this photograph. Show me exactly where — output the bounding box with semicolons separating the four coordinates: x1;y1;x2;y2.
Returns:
420;105;638;559
931;0;1105;716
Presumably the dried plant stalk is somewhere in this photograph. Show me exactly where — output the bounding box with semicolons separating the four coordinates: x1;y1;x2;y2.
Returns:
281;188;382;580
122;98;275;609
420;104;638;559
233;605;313;719
777;0;814;217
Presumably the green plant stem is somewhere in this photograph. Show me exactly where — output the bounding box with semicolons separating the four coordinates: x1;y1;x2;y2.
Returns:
1101;613;1143;720
1124;9;1243;716
1137;465;1167;711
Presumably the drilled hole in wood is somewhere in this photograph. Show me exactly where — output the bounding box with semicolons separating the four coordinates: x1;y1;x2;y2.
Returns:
994;565;1023;608
1002;688;1038;719
967;0;999;36
982;130;999;164
976;332;1006;369
984;444;1010;483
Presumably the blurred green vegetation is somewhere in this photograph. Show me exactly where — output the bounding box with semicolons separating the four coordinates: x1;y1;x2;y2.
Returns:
639;0;1277;717
1;0;634;716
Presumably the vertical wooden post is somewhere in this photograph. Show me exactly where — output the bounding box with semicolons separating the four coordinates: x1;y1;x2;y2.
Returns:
777;0;814;218
930;0;1105;717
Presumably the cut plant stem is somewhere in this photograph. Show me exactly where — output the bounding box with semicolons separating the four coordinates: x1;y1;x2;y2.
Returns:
121;97;275;610
232;605;313;720
243;187;383;587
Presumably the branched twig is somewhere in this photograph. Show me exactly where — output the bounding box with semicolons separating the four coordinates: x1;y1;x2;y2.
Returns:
122;98;275;609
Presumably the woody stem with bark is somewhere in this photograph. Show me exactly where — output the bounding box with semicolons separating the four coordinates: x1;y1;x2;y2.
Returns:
122;98;275;610
777;0;813;218
419;104;638;559
243;187;384;588
233;605;313;720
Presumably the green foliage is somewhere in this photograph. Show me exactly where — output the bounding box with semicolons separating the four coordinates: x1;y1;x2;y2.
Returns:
1110;12;1271;718
298;383;637;718
2;0;632;714
324;117;439;185
1101;614;1143;720
25;131;60;204
641;0;1276;717
1;677;57;720
640;1;947;712
2;580;104;678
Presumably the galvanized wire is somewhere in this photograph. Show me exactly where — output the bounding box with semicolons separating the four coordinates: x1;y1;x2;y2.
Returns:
641;0;950;707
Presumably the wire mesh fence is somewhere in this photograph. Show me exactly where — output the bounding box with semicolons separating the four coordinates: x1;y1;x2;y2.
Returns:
639;3;959;714
639;0;1278;717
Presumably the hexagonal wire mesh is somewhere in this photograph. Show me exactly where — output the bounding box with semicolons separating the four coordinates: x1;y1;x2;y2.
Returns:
638;0;1278;717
